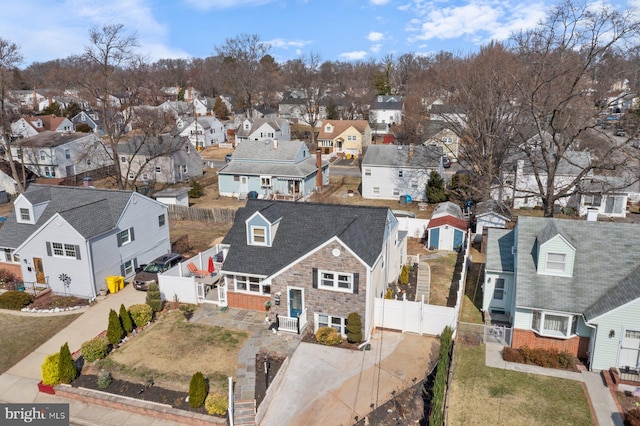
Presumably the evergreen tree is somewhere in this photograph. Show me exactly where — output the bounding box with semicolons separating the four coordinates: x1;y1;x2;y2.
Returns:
145;282;163;313
426;171;448;203
346;312;362;343
119;303;134;333
106;309;124;345
189;371;208;408
58;342;77;384
212;96;229;120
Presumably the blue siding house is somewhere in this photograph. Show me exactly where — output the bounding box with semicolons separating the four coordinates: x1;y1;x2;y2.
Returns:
217;139;329;200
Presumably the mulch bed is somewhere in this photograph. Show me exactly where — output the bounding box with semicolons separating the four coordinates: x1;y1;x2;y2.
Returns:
71;374;215;416
255;353;285;408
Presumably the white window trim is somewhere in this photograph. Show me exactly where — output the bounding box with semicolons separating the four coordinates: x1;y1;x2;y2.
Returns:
251;226;267;246
234;275;270;295
532;310;575;339
123;259;134;275
119;229;132;246
51;242;77;259
545;253;566;273
260;176;272;187
315;312;347;336
318;270;354;293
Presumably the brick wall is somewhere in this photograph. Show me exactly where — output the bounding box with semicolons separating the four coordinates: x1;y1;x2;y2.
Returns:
512;329;590;358
227;291;269;311
269;240;367;332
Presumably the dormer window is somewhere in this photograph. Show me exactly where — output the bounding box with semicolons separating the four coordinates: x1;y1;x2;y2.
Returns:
536;222;575;277
20;208;30;222
546;253;566;273
251;226;266;245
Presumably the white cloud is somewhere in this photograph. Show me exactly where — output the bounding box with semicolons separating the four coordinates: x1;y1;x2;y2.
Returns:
367;31;385;42
370;44;382;53
184;0;272;10
406;0;547;46
264;38;313;50
339;51;369;60
370;0;392;4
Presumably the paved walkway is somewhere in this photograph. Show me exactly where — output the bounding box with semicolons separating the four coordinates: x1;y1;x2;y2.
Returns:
0;285;184;425
415;260;430;302
485;343;624;426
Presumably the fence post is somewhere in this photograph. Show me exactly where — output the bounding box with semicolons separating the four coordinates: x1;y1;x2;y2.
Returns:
228;376;234;426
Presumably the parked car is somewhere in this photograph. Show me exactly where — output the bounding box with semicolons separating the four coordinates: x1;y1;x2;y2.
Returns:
133;252;183;291
442;157;451;168
615;128;626;137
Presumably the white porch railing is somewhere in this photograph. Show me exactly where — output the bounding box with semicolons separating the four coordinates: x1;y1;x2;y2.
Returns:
277;309;308;334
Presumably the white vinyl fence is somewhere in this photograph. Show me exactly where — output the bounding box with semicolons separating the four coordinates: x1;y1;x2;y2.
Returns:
374;230;471;336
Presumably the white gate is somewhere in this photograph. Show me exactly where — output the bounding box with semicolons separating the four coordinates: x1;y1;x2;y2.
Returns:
218;282;227;306
484;324;512;346
196;282;205;301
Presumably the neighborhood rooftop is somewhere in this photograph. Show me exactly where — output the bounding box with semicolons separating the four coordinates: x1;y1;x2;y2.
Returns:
362;144;442;168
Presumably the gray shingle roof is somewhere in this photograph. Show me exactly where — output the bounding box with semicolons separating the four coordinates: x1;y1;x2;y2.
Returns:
485;228;515;272
513;216;640;318
232;139;303;161
0;184;133;248
18;131;96;148
475;200;511;219
118;135;188;156
221;200;391;276
362;144;442;169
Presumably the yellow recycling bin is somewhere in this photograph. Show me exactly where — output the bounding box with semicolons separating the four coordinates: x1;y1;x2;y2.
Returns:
106;276;124;294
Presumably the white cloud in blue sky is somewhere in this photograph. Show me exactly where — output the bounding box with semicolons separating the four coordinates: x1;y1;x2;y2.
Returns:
0;0;636;66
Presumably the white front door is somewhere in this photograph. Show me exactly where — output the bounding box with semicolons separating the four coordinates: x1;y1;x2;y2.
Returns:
240;176;248;194
490;278;506;311
618;328;640;369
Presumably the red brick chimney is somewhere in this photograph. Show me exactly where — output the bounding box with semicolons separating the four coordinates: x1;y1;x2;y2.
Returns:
315;148;323;190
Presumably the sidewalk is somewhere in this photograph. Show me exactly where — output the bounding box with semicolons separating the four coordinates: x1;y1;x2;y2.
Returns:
485;343;624;426
0;285;183;425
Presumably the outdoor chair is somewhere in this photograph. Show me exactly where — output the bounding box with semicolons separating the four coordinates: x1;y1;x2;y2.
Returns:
187;262;209;278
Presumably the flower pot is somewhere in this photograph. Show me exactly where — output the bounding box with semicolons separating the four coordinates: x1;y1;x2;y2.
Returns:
38;381;55;395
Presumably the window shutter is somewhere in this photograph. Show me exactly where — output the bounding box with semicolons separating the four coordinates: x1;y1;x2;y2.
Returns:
46;242;52;256
129;227;135;242
312;268;318;289
75;245;81;260
117;233;122;247
133;258;138;269
120;264;125;276
353;273;359;294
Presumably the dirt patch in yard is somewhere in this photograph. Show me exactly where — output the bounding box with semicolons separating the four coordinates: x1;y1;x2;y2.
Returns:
255;352;285;408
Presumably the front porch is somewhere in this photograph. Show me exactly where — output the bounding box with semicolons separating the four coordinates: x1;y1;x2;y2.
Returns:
276;308;309;334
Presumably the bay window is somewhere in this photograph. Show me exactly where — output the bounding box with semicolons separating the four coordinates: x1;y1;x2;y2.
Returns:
531;310;577;338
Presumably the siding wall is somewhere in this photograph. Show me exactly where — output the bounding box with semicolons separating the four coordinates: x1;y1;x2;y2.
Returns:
361;166;432;201
538;235;575;276
589;298;640;371
482;271;514;314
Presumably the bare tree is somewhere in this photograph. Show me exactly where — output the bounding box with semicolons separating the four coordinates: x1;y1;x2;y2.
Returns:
0;37;25;193
216;34;271;116
283;53;331;145
512;0;640;216
81;23;141;189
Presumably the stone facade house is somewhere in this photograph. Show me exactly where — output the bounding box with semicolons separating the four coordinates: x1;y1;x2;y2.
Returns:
220;200;407;341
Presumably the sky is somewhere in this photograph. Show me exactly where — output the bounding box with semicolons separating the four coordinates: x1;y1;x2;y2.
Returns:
1;0;638;67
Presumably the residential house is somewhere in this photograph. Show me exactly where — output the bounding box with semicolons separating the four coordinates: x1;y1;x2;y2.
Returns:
473;200;511;243
153;187;190;207
234;118;291;145
426;202;467;251
118;135;202;185
71;110;104;134
369;95;404;137
220;199;407;341
179;116;226;149
0;161;37;195
10;117;40;140
11;131;113;178
423;120;461;161
361;144;443;202
484;216;640;372
574;177;629;219
10;89;47;110
0;184;170;298
317;120;371;158
217;139;328;200
16;115;75;134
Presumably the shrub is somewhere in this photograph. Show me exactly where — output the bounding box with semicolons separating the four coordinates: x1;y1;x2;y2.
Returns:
145;283;163;313
430;326;454;426
189;179;204;198
0;291;33;310
508;346;576;370
129;304;153;328
41;353;60;386
557;351;577;370
96;371;112;389
384;288;393;299
399;265;409;285
58;342;77;384
81;336;109;362
189;371;208;408
315;326;342;346
426;170;448;203
106;309;124;345
502;347;525;364
119;303;134;333
205;392;229;416
346;312;362;344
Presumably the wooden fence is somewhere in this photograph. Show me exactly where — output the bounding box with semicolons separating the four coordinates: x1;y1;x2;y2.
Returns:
167;204;236;224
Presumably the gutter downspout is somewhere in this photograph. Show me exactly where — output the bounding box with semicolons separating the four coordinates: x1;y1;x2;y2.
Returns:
86;239;97;299
583;315;597;371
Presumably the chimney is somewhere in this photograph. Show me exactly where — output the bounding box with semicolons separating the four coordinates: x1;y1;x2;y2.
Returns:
316;148;323;190
273;139;278;150
586;208;598;222
82;177;93;188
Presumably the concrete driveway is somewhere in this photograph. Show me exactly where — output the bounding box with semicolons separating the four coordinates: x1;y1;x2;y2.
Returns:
259;331;438;426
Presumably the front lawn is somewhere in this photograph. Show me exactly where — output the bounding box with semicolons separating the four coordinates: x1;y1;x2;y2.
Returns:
93;310;248;393
447;343;594;425
0;312;82;374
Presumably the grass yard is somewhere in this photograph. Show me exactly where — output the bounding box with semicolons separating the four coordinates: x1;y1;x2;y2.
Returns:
0;312;82;374
447;343;594;426
460;246;485;324
427;252;458;306
95;311;248;393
